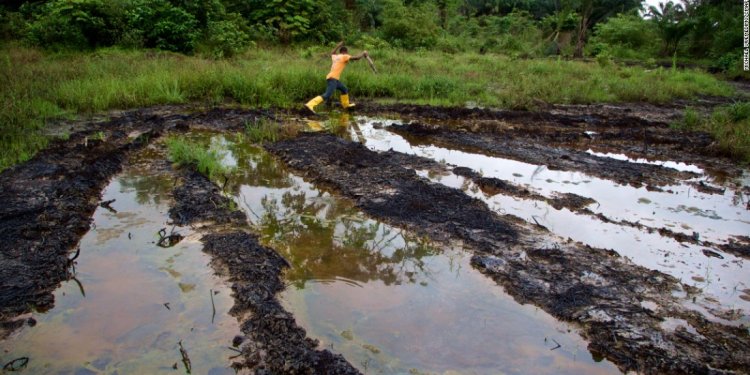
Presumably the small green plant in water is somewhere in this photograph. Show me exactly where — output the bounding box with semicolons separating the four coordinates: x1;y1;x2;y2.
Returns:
245;119;279;143
165;136;234;180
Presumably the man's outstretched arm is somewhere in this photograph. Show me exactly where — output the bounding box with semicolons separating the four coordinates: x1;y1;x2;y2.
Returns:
349;50;369;61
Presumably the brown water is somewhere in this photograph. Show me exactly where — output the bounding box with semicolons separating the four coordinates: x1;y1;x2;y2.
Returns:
0;146;239;374
203;132;621;374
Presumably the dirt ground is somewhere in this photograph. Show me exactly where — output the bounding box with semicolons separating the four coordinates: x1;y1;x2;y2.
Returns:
1;101;749;374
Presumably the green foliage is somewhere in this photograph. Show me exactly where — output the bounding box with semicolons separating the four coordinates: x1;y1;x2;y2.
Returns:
482;12;542;55
165;136;234;180
674;103;750;163
355;0;385;29
198;15;253;58
588;13;659;59
245;119;279;143
540;11;578;33
126;0;199;53
171;0;224;28
713;51;744;77
0;9;28;40
1;0;739;68
240;0;317;43
380;0;439;49
24;0;126;50
647;1;694;57
683;0;743;69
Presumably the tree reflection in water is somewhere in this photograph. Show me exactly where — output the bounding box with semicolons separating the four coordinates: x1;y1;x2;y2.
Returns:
256;190;438;289
209;131;440;290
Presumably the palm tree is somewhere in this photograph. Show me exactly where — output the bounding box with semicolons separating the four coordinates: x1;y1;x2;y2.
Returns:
647;1;694;56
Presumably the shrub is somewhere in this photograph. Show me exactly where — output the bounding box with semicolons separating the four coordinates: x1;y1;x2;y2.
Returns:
379;0;439;49
24;0;125;50
198;15;252;58
0;9;27;40
589;13;659;59
126;0;199;53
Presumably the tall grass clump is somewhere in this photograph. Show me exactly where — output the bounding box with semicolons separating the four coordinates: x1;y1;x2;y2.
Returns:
244;118;279;143
165;136;234;180
674;103;750;163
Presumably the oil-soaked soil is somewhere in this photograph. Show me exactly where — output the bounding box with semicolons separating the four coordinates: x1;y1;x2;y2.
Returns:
448;164;744;256
2;102;749;373
391;122;702;190
267;133;750;374
0;106;269;337
362;103;742;181
169;169;360;374
0;121;158;331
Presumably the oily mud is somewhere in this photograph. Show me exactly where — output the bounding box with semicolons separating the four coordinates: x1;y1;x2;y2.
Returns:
267;133;750;374
1;147;244;374
0;106;271;337
355;102;741;178
347;120;745;261
448;164;743;256
390;122;701;190
1;102;748;373
189;131;622;374
352;114;749;308
168;169;360;374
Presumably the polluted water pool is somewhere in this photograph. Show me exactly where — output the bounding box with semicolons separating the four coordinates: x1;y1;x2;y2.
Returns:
197;131;621;374
345;116;750;322
0;145;240;374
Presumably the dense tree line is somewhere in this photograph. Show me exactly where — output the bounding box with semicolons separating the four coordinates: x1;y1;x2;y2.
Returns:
0;0;743;71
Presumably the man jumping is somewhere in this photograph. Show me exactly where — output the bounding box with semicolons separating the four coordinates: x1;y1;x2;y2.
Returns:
305;41;368;114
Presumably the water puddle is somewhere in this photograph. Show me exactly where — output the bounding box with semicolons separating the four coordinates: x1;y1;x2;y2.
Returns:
345;117;750;317
0;146;239;374
585;150;704;174
196;132;621;374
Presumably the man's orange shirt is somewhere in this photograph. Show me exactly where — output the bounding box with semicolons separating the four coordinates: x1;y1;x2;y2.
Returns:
326;54;351;80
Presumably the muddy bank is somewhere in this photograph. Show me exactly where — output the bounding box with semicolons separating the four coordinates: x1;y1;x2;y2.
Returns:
0;106;271;337
267;133;750;374
169;169;360;374
0;119;157;336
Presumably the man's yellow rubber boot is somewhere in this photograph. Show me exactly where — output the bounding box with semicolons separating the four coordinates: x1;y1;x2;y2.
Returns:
341;94;356;109
305;96;324;114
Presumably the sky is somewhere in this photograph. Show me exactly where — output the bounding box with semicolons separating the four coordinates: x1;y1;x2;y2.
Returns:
643;0;667;10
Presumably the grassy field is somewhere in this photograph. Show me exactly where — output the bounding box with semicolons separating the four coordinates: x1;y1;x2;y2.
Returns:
0;43;736;171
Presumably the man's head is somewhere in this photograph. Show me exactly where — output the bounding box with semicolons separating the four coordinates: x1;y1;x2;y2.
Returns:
339;46;348;54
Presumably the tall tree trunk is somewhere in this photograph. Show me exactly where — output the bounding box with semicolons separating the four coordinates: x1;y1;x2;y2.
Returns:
574;1;593;58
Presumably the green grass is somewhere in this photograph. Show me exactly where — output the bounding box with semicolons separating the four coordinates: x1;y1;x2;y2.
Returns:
244;118;279;143
0;43;737;171
673;102;750;163
165;136;234;181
